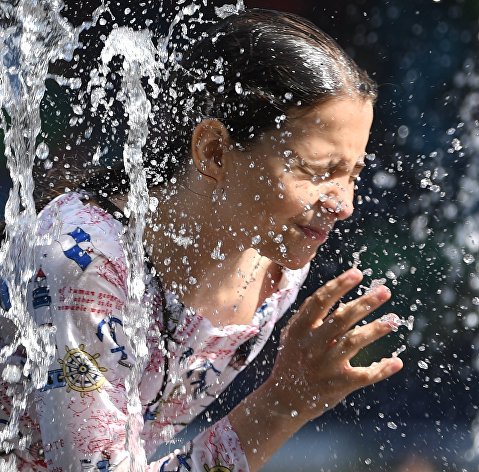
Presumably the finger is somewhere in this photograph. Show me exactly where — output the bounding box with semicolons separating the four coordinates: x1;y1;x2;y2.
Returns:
351;356;403;389
296;268;363;330
348;357;403;391
335;317;396;360
319;284;391;340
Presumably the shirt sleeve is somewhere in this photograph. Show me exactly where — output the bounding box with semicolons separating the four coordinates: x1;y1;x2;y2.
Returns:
33;241;250;472
149;416;249;472
33;249;136;470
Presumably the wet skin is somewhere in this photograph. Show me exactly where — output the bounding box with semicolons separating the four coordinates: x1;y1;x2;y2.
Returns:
141;97;403;472
212;97;374;270
145;97;374;326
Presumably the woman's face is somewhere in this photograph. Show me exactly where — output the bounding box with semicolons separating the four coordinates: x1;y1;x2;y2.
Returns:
217;97;374;269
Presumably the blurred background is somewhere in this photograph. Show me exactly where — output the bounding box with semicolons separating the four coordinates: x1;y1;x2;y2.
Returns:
1;0;479;470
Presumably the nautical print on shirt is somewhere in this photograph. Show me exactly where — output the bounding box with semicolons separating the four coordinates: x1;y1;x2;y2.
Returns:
0;192;309;471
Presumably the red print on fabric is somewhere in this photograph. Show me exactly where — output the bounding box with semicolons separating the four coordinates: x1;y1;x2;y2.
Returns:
97;260;128;293
71;409;126;454
67;394;95;417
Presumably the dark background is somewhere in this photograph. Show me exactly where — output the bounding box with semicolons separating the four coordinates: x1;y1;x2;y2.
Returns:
1;1;479;470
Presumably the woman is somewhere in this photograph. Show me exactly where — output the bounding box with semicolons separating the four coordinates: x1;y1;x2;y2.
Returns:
0;9;403;472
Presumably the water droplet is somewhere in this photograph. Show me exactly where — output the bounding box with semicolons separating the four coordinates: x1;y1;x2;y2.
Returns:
72;104;83;115
43;159;53;170
273;234;283;243
211;241;225;260
418;360;429;370
211;74;224;84
364;458;372;465
35;142;49;160
463;254;475;264
2;364;22;383
251;235;261;245
368;278;387;292
473;297;479;305
290;410;298;417
387;421;397;430
393;345;406;357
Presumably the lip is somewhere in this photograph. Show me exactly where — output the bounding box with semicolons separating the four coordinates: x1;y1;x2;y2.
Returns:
297;224;329;243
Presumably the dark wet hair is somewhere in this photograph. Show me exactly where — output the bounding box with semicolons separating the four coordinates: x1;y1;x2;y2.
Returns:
153;9;376;180
33;8;377;207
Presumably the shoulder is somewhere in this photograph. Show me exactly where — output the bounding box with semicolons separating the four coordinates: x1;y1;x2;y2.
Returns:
35;193;127;292
38;192;124;256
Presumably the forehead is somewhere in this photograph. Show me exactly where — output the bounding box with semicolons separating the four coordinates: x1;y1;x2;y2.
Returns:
287;98;374;136
253;98;374;161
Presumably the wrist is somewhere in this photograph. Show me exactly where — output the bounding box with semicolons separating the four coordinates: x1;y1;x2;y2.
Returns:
228;378;307;471
261;375;329;423
260;377;310;425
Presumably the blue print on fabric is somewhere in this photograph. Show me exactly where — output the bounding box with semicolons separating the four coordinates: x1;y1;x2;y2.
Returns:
63;227;93;270
159;453;191;471
32;268;51;309
39;368;66;391
97;317;131;368
32;286;51;309
0;279;11;311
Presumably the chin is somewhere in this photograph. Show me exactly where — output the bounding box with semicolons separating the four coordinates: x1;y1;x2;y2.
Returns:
274;248;318;271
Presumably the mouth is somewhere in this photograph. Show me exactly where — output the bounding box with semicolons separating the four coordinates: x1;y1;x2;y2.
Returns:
296;224;329;243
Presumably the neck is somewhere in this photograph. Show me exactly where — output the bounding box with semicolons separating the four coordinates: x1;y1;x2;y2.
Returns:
141;182;282;326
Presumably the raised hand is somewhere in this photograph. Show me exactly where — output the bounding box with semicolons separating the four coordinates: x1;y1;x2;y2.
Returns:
267;267;403;422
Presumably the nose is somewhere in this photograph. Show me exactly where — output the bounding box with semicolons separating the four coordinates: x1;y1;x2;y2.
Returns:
318;182;354;221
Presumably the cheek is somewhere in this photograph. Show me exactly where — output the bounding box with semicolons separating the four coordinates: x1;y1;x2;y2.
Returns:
274;175;317;214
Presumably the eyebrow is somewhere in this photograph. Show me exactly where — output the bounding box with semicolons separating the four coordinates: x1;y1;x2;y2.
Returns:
317;155;367;173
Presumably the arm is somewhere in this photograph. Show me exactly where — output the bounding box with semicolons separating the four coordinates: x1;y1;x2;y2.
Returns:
229;268;403;471
36;251;249;472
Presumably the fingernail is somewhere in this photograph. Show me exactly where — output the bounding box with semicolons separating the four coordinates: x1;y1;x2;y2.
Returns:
347;268;363;281
371;284;390;298
389;357;403;373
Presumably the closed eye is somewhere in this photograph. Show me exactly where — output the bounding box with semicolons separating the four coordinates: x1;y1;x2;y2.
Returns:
290;155;366;183
350;162;366;182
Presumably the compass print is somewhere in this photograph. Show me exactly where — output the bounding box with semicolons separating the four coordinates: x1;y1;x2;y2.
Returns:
58;344;108;397
203;462;234;472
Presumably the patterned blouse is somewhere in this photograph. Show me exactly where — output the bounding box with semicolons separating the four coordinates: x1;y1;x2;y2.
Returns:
0;192;309;471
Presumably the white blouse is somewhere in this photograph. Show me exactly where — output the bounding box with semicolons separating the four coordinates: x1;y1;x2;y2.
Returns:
0;192;309;471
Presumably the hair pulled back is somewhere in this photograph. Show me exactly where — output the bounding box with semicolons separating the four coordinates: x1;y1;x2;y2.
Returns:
34;8;377;205
147;8;376;186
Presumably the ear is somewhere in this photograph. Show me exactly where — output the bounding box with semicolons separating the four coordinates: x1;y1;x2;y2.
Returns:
191;119;230;184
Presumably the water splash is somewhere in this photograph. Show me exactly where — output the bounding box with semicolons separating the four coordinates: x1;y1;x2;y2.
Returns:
380;313;415;332
214;0;245;19
91;26;159;470
0;0;103;455
89;2;214;467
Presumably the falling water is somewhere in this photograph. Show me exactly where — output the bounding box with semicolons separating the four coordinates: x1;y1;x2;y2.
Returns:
1;0;245;470
89;27;160;470
0;0;103;459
